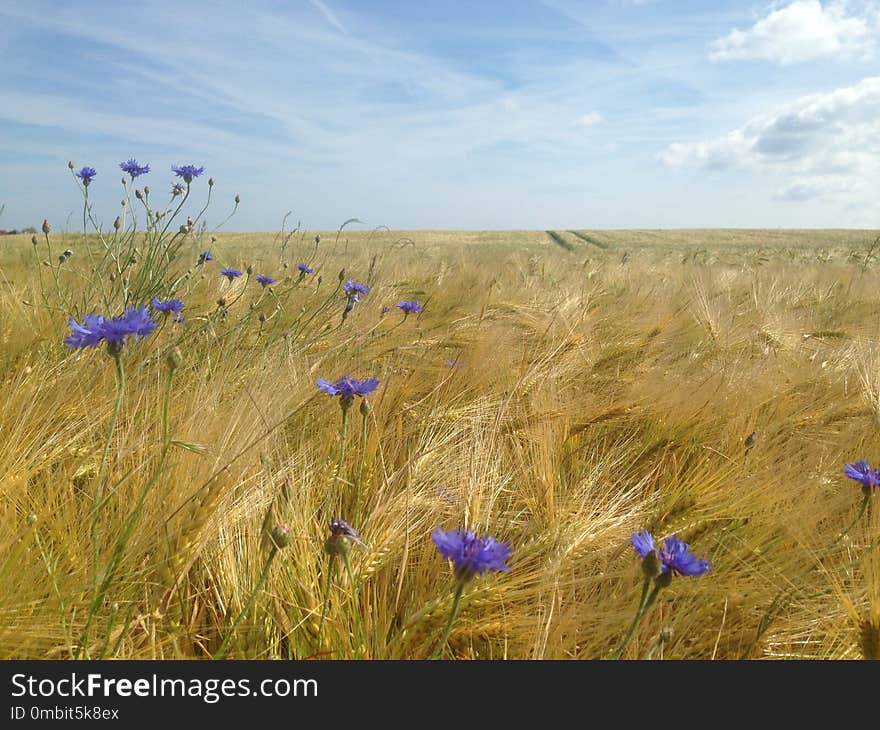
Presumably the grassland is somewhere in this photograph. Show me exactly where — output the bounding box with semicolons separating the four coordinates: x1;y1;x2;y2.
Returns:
1;226;879;660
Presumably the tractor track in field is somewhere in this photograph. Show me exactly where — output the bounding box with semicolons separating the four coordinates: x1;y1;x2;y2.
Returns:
566;230;610;250
545;230;576;251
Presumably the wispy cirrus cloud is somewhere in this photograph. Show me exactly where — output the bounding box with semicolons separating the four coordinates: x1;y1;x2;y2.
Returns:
308;0;350;35
0;0;877;229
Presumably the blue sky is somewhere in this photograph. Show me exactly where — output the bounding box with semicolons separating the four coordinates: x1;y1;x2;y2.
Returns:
0;0;878;231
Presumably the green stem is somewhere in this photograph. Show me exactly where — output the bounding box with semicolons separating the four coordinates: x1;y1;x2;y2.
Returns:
336;406;350;478
343;552;365;658
92;368;177;631
44;229;67;309
432;581;465;660
212;546;279;660
833;492;870;547
91;351;125;593
316;557;336;651
33;526;74;659
354;409;368;525
610;580;660;660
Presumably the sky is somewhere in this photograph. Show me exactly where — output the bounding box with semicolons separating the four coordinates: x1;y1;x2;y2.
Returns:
0;0;878;231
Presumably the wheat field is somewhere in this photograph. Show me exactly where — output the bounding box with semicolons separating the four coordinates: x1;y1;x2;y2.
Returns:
2;226;879;660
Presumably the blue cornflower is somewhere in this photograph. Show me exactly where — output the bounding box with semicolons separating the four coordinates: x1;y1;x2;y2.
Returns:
396;300;422;315
844;460;880;492
220;268;242;281
255;274;275;287
120;159;150;178
171;164;205;183
65;306;157;350
343;280;369;316
297;263;314;274
198;251;214;264
151;297;184;315
171;182;185;197
432;527;512;583
317;376;379;400
75;166;97;186
99;306;159;347
65;313;106;349
343;280;370;299
631;531;710;578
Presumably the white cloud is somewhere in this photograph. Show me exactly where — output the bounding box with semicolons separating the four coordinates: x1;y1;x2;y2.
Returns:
710;1;876;64
661;130;752;170
571;111;604;128
661;77;880;209
774;175;854;200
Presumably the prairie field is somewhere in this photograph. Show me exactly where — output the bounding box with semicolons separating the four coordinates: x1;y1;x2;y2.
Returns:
2;226;880;660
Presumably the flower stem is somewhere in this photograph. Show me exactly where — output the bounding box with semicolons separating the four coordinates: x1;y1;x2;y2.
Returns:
343;552;365;658
92;366;177;649
33;525;74;658
78;350;125;659
432;581;465;660
91;351;125;591
833;492;870;546
610;579;660;660
354;408;368;525
316;557;336;651
212;546;279;660
335;406;350;480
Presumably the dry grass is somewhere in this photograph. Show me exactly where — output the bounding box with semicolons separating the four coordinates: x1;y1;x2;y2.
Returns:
1;227;879;659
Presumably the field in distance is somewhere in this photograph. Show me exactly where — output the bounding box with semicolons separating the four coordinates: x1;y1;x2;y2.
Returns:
1;225;879;660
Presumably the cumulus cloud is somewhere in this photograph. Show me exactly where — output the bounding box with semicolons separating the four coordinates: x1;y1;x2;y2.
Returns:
661;77;880;204
710;1;876;64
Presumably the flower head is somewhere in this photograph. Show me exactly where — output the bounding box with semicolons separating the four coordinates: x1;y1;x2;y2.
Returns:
65;313;106;349
255;274;276;287
297;263;314;274
342;280;369;317
396;300;423;315
198;251;214;263
220;268;242;281
317;376;379;400
99;306;159;347
844;460;880;493
325;518;367;557
332;518;367;546
171;182;185;197
269;524;292;549
75;166;97;186
120;159;150;178
66;306;157;350
631;531;710;578
171;164;205;183
432;527;512;582
151;297;184;314
343;280;370;299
